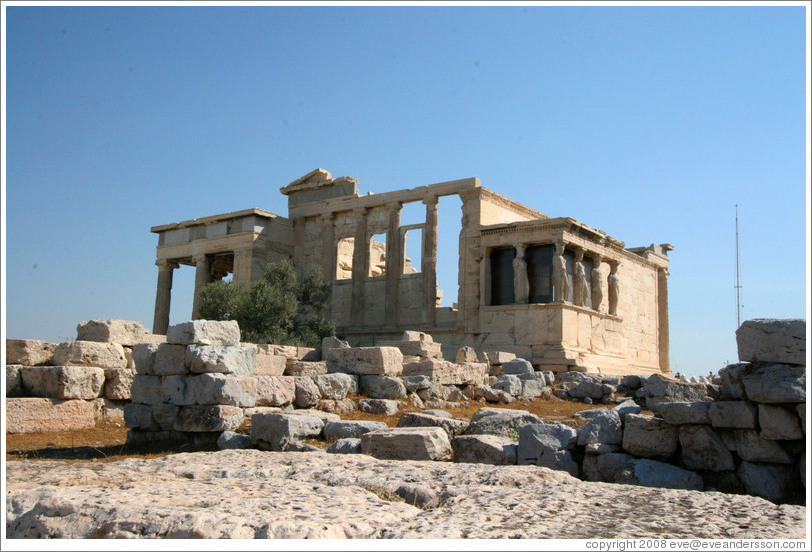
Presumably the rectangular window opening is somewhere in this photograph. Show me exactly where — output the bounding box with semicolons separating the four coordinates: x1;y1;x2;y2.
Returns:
336;237;354;280
369;233;387;277
404;228;422;274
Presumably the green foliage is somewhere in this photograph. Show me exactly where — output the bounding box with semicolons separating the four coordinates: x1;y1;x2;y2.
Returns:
198;259;335;347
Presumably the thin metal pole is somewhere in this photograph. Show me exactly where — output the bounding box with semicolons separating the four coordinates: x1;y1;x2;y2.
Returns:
735;204;742;328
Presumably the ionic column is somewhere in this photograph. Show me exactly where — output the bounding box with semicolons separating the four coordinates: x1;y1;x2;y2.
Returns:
350;207;369;326
153;259;178;335
513;243;529;304
385;203;402;324
321;213;336;280
591;253;604;312
422;196;439;326
232;248;253;286
191;253;212;320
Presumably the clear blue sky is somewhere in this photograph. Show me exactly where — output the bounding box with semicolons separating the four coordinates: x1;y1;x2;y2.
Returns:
3;4;809;377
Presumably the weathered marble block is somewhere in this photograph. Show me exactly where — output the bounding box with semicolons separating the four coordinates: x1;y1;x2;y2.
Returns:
452;435;517;465
758;404;804;440
5;339;56;366
20;366;105;400
51;341;128;370
250;412;324;451
104;368;134;400
76;319;150;346
132;343;160;375
186;344;256;376
517;423;577;465
309;373;356;400
190;373;256;407
152;343;188;376
167;320;241;346
6;365;24;397
358;398;400;416
731;430;794;464
622;413;679;458
361;427;453;461
709;401;758;429
253;354;287;376
379;340;443;359
741;364;805;404
326;347;403;376
323;420;388;441
238;376;296;407
396;412;469;437
284;361;328;376
6;397;96;433
652;401;711;425
736;319;806;365
678;424;735;472
360;375;407;400
174;405;243;432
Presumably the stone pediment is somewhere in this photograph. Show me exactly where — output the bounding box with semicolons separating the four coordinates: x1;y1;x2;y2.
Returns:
280;168;359;196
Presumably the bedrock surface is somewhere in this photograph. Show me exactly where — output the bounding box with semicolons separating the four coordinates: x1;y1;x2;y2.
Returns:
5;450;805;539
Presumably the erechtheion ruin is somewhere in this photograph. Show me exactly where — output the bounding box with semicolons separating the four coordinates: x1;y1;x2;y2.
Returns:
151;169;672;376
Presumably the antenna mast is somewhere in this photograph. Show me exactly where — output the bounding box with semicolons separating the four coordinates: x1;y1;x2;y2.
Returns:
735;204;742;328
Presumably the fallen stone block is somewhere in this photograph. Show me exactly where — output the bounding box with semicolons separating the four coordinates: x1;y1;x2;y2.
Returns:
741;364;805;404
360;375;407;400
174;405;243;432
401;359;487;386
285;408;341;423
326;346;403;376
501;358;534;375
732;430;794;464
149;403;178;430
455;346;478;363
652;401;711;425
452;435;517;465
5;339;56;366
294;377;321;408
217;431;252;450
238;376;295;407
709;401;757;429
252;353;287;376
481;387;515;404
323;420;388;441
396;412;469;437
316;398;357;415
130;375;165;405
326;437;362;454
622;413;678;458
583;452;702;491
737;461;800;503
6;365;24;397
758;404;804;440
492;374;523;397
463;408;543;437
417;383;463;402
103;368;134;400
186;345;256;376
358;398;399;416
637;374;710;410
517;423;577;465
91;397;125;425
361;427;453;461
718;363;748;400
679;424;735;472
309;373;355;400
51;341;127;370
380;340;443;359
620;374;644;390
577;410;622;446
250;412;325;451
166;320;240;346
519;378;545;399
123;402;158;430
20;366;105;399
76;319;150;346
285;361;328;376
568;380;605;400
537;449;579;477
736;319;805;366
6;397;96;433
485;351;516;365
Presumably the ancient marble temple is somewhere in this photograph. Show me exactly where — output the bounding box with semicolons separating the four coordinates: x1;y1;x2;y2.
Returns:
150;169;672;376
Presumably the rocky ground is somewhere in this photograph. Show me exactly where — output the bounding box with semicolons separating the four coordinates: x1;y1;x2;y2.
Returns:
5;449;806;539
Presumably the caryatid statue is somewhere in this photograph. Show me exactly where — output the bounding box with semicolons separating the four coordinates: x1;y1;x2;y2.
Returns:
591;254;604;312
572;249;590;308
608;261;620;316
552;240;568;302
512;244;529;304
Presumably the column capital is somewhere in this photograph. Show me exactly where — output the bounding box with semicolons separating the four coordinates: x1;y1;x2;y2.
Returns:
321;211;336;222
192;253;209;264
353;206;370;217
422;195;439;206
156;259;179;270
591;252;604;264
573;247;585;261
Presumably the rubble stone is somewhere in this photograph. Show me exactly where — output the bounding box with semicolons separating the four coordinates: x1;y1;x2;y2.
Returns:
51;341;127;370
361;427;453;461
20;366;105;400
622;413;678;458
166;320;240;346
326;347;403;376
5;339;56;366
736;319;806;365
76;319;150;346
186;345;256;376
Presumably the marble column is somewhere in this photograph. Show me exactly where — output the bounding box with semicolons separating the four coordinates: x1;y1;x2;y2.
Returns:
350;207;369;326
591;253;604;312
385;203;402;325
422;196;439;326
657;267;670;373
232;248;253;286
152;259;178;335
513;244;529;304
321;212;336;280
191;254;212;320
